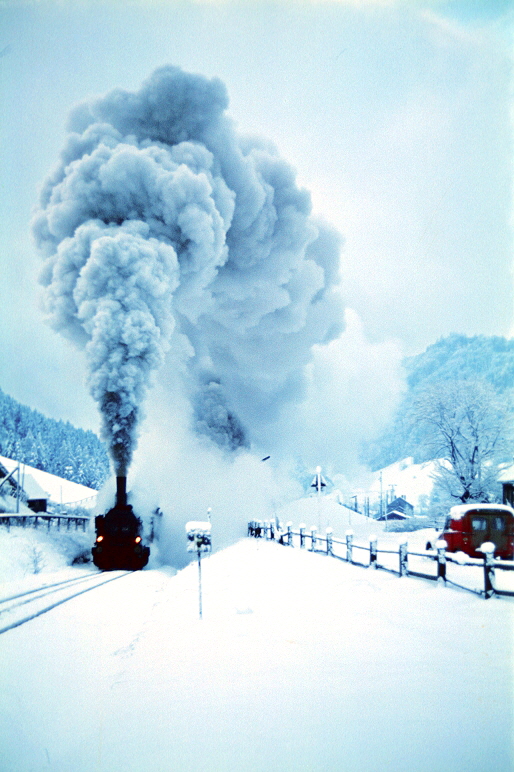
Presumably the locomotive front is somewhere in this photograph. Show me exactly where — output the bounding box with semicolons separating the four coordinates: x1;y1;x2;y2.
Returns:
92;476;150;570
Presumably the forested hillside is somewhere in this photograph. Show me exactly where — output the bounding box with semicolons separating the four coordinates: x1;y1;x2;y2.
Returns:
365;334;514;471
403;334;514;392
0;388;110;489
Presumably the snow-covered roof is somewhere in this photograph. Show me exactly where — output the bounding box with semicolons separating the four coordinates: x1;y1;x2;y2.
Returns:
498;463;514;483
449;503;514;520
22;473;49;501
378;511;410;521
0;455;98;507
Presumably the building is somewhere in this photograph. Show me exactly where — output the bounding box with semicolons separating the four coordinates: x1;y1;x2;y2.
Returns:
498;463;514;508
0;460;50;513
377;496;414;521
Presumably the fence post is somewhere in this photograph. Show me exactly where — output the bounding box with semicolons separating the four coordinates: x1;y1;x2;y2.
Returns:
346;530;353;563
436;539;447;583
287;522;293;547
478;542;496;599
299;524;306;548
326;527;333;556
369;535;377;568
310;526;317;551
399;542;408;577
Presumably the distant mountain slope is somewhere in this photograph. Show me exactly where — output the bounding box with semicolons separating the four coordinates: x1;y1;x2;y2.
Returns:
0;388;109;489
365;334;514;471
404;334;514;392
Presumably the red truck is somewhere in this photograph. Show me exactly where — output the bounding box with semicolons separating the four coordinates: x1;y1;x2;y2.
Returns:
427;503;514;559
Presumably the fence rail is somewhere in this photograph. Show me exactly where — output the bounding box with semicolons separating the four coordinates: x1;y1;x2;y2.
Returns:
247;520;514;600
0;513;90;532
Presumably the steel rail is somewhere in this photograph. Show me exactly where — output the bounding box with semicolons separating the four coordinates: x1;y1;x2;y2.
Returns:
0;573;105;605
0;571;132;636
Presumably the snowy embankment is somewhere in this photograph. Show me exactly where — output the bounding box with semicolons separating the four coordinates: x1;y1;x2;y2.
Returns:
0;525;92;583
1;538;512;772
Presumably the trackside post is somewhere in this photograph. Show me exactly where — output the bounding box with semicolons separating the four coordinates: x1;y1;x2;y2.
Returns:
186;521;212;620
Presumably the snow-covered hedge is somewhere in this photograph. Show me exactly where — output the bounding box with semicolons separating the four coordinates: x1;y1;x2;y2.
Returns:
384;517;433;532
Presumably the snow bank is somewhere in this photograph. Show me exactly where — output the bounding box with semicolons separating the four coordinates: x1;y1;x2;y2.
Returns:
0;526;92;583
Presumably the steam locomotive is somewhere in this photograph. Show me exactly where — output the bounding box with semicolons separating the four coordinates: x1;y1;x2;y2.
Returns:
92;476;150;570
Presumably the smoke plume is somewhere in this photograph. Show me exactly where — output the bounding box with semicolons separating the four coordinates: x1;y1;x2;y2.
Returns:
33;65;343;473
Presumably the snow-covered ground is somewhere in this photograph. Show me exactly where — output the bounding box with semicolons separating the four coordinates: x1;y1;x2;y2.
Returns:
0;523;512;771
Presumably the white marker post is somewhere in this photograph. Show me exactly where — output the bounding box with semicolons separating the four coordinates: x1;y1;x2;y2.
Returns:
186;521;212;620
311;466;326;531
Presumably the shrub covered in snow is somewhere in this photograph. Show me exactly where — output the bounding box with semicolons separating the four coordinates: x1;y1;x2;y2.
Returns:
384;517;433;532
0;526;93;582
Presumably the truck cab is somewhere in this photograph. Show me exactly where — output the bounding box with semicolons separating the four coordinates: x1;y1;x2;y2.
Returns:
435;504;514;559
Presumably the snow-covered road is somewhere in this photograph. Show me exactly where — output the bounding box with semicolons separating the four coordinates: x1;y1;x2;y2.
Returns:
1;539;512;771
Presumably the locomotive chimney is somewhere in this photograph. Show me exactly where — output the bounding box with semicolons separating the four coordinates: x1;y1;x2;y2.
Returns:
116;476;127;508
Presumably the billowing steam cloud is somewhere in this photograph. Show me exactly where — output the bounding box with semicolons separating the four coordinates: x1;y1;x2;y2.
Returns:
33;65;343;473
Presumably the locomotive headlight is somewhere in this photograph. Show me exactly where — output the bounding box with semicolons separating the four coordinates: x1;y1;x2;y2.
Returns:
96;535;104;542
135;536;141;544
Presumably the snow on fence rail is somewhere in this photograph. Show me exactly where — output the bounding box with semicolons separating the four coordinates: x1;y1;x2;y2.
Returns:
0;513;90;532
247;520;514;600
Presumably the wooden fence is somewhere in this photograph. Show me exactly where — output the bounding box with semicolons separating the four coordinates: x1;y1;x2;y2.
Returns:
248;520;514;600
0;513;90;532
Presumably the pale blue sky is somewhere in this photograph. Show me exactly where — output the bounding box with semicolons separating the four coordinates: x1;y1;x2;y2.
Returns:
0;0;512;434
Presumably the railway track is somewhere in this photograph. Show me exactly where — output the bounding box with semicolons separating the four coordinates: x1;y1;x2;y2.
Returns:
0;570;132;635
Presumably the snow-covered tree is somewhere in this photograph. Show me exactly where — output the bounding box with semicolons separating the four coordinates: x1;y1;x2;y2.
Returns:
412;379;513;503
0;387;110;488
364;334;514;471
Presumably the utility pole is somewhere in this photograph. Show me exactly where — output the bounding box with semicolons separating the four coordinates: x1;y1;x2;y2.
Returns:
316;466;322;531
16;464;20;513
380;472;384;517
